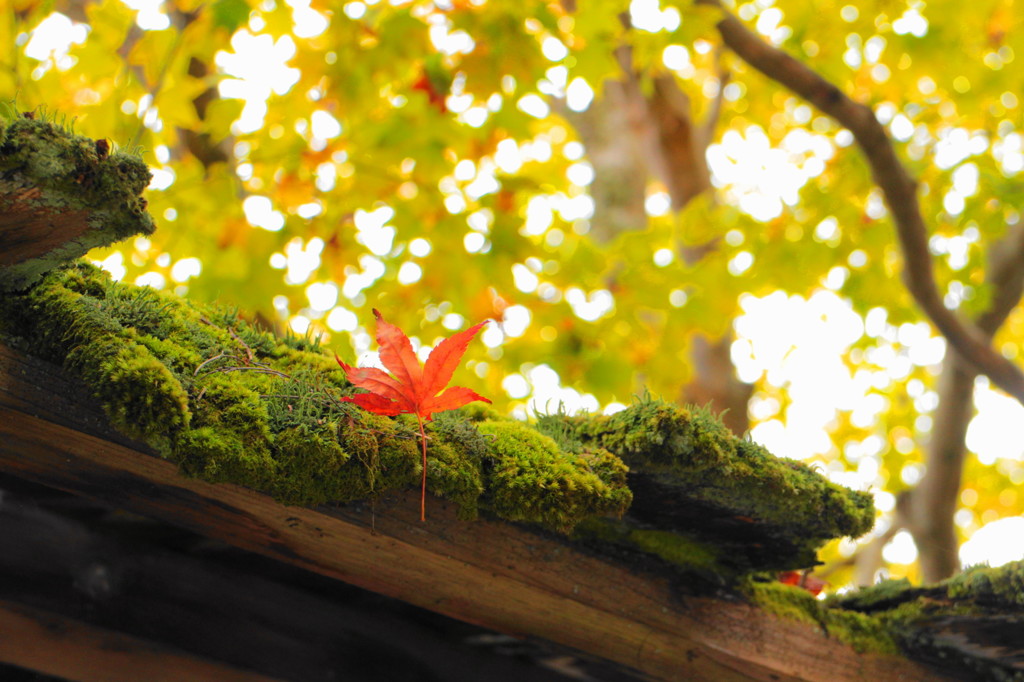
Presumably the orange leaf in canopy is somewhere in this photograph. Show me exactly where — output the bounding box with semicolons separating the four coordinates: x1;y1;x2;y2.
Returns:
336;309;491;520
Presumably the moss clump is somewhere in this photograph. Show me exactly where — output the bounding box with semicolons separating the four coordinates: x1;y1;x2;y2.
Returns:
180;373;277;486
829;577;921;612
0;262;633;531
424;411;490;520
69;335;191;449
573;515;727;586
538;399;874;570
477;420;632;532
823;562;1024;680
746;580;900;655
629;529;719;571
835;561;1024;615
0;262;411;506
946;560;1024;608
0;114;154;291
747;563;1024;677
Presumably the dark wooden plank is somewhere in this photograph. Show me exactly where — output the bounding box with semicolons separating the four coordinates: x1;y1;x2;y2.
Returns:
0;481;604;682
0;599;281;682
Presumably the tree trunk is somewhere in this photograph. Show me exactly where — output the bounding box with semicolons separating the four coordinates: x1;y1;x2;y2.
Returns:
906;226;1024;582
559;36;749;433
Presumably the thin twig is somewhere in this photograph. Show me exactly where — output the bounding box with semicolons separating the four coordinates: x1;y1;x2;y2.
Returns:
228;326;256;364
207;366;291;379
193;351;229;376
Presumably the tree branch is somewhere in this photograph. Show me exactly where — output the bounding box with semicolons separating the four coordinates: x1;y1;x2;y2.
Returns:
697;0;1024;404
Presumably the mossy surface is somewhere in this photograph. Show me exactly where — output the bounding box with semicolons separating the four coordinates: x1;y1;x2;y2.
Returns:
477;420;632;532
946;560;1024;608
538;400;875;571
825;561;1024;680
745;579;900;655
572;516;729;587
0;113;154;291
834;561;1024;614
0;262;629;530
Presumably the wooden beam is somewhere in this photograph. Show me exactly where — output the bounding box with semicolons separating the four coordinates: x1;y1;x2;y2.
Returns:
0;600;280;682
0;344;943;681
0;476;605;682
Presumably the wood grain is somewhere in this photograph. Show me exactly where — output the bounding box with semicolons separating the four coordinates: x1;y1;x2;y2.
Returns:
0;599;281;682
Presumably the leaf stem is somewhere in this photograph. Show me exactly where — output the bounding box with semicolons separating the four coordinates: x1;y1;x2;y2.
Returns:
416;413;427;522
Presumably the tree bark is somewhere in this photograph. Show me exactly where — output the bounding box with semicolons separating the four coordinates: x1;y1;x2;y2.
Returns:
557;47;651;243
907;226;1024;582
557;32;749;433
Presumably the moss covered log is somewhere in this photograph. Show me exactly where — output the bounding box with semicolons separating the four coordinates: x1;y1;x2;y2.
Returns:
0;108;877;585
0;111;154;292
8;106;1024;680
538;404;875;577
827;561;1024;681
0;262;633;532
724;559;1024;680
0;262;876;578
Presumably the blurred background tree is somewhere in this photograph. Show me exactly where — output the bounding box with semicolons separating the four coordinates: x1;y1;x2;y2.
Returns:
4;0;1024;589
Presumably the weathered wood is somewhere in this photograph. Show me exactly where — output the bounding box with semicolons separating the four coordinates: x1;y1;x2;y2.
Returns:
0;478;602;682
0;344;945;681
0;117;154;291
0;189;93;267
0;599;280;682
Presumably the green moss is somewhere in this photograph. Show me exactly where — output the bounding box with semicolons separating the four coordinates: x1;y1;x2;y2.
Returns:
458;402;505;423
569;516;731;588
478;420;632;532
0;116;154;291
0;262;638;531
821;562;1024;680
829;577;920;612
834;562;1024;616
183;373;276;479
174;426;273;488
748;580;824;627
270;424;349;505
629;529;719;570
424;411;491;519
68;335;190;449
423;438;484;520
539;398;875;565
335;413;418;500
946;560;1024;607
746;580;900;655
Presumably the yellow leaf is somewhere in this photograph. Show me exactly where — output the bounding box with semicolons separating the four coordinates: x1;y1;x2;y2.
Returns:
86;0;137;52
128;28;178;87
201;99;244;142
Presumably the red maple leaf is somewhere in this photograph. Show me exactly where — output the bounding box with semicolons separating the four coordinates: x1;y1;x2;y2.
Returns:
337;309;490;520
